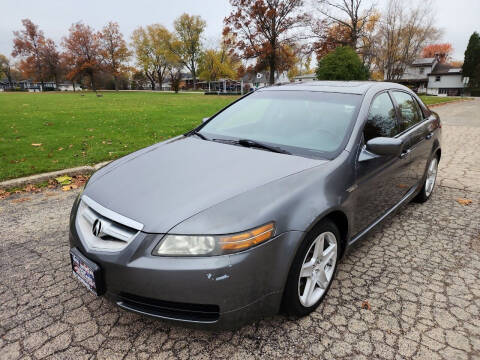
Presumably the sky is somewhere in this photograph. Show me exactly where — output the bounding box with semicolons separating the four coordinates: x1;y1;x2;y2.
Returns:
1;0;479;62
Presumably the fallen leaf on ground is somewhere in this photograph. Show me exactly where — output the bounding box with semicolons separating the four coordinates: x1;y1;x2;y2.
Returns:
62;184;78;191
361;300;371;311
24;184;41;193
457;198;473;206
55;175;72;185
58;147;64;151
0;190;10;200
31;143;42;147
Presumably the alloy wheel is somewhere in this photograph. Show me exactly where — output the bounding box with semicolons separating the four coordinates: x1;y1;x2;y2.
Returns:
298;231;337;307
425;157;438;197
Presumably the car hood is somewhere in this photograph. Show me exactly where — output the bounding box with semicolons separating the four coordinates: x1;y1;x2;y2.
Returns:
84;136;325;233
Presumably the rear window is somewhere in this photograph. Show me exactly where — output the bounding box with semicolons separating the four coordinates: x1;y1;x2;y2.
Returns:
200;90;362;158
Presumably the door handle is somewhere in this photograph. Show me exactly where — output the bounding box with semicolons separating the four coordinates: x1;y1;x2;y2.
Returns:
400;149;410;159
425;132;433;140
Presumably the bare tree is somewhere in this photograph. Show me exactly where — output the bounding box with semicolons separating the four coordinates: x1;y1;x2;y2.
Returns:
376;0;440;81
314;0;377;50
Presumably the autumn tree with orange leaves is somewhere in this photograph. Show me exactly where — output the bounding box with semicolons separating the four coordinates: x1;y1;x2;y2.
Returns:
422;43;453;63
12;19;48;87
224;0;308;85
99;22;131;90
62;23;103;91
41;39;62;87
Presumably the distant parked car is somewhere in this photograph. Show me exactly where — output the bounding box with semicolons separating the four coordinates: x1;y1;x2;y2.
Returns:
69;81;441;329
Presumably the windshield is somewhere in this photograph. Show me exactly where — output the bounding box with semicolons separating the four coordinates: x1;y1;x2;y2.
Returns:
199;90;362;158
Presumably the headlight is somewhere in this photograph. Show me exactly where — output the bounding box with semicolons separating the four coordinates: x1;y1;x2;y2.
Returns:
152;222;275;256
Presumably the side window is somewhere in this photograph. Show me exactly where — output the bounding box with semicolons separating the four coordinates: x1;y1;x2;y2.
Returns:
391;91;422;132
364;92;398;142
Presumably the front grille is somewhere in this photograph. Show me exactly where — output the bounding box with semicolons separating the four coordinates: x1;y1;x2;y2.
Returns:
76;196;140;252
116;293;220;323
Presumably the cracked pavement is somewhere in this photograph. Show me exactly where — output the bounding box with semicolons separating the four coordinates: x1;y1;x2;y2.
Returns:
1;99;480;359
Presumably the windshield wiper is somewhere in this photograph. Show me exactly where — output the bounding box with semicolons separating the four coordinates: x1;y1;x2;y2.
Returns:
189;130;208;140
211;138;290;154
237;139;291;154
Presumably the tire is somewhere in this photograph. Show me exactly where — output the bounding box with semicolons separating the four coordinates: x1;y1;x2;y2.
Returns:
282;219;341;317
413;154;439;203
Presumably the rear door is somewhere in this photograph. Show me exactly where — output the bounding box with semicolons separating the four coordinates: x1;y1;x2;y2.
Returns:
391;91;432;186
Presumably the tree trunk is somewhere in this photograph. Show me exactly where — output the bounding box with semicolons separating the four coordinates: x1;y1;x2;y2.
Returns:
268;51;276;85
114;75;118;91
90;73;97;92
157;71;163;92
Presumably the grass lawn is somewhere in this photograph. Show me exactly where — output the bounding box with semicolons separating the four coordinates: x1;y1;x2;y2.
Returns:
0;92;237;181
0;91;468;182
419;95;465;105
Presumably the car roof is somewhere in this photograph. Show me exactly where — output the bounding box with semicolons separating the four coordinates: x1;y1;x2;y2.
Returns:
261;81;408;95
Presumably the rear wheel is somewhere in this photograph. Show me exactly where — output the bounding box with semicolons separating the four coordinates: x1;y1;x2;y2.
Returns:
282;220;340;316
414;155;439;203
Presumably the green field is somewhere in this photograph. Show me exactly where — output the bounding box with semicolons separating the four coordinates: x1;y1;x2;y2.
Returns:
0;92;237;181
0;91;465;182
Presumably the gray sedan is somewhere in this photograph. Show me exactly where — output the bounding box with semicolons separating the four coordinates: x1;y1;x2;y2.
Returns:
68;81;441;329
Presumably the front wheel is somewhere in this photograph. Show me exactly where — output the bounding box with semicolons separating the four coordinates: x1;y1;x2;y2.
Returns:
282;220;340;317
414;155;439;203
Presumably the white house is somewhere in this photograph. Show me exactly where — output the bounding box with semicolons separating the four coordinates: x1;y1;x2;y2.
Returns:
386;57;438;93
390;56;465;96
293;73;317;82
426;63;465;96
241;71;289;89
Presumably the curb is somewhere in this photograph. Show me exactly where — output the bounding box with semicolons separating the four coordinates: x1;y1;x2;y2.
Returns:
0;161;110;190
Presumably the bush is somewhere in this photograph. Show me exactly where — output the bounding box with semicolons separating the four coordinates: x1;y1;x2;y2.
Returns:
469;88;480;97
316;46;370;81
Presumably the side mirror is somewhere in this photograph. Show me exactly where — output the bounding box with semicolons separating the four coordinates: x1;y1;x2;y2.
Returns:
202;117;210;123
366;137;403;156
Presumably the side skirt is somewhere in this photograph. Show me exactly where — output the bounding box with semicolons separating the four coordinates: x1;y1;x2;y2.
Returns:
347;184;419;247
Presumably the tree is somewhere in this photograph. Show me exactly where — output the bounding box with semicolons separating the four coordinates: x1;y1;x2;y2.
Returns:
99;22;131;90
131;24;173;90
224;0;307;85
12;19;47;87
316;46;369;80
62;22;103;91
0;55;13;86
41;39;62;88
422;43;453;63
313;0;376;50
168;61;183;93
463;32;480;87
198;49;236;83
376;0;440;81
313;22;352;58
169;14;206;89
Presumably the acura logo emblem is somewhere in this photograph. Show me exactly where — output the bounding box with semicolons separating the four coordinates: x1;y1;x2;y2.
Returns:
92;219;102;237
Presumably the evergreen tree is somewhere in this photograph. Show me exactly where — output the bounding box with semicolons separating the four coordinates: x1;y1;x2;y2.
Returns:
316;46;369;81
462;32;480;87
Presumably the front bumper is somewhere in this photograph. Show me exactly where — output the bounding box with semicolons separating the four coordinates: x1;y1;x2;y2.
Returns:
69;220;304;329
